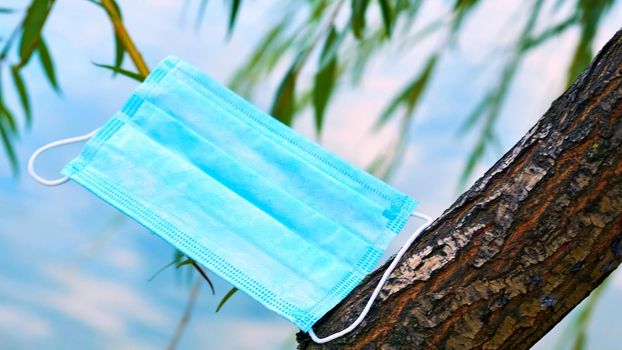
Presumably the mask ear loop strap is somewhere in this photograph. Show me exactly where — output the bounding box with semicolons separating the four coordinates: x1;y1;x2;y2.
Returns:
28;128;100;186
308;211;433;344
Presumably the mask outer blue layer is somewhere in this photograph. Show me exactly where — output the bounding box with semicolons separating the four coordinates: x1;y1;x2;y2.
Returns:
61;56;417;331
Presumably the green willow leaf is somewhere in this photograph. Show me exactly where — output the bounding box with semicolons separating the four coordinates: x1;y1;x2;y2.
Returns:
451;0;479;35
521;15;578;51
270;64;298;126
19;0;51;64
216;287;238;312
459;136;485;187
195;0;208;31
227;0;242;38
176;258;194;268
37;38;59;92
191;262;216;295
148;260;177;281
566;0;614;87
378;0;393;38
108;0;125;73
313;26;339;135
351;0;370;39
0;104;17;134
87;0;125;73
376;54;438;128
93;63;145;82
0;121;17;171
113;35;125;75
11;68;31;126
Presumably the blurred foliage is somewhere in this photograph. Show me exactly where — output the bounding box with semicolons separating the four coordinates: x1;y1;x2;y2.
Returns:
0;0;618;347
555;277;610;350
0;0;617;181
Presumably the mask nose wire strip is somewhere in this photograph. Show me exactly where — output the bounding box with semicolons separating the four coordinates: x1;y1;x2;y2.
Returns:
308;211;433;344
28;128;100;186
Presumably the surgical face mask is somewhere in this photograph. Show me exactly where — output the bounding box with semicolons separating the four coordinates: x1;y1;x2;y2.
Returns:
28;56;432;343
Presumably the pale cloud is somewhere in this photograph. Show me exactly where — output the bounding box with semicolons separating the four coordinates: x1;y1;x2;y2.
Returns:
102;247;144;273
39;267;169;335
193;317;296;350
0;304;52;339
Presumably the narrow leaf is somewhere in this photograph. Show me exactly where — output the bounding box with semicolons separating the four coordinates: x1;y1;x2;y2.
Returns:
93;63;145;82
195;0;208;31
378;0;393;38
148;260;177;281
110;0;125;73
175;258;194;268
216;287;238;312
113;35;125;75
19;0;51;63
11;67;31;126
351;0;370;39
451;0;480;35
0;121;17;171
191;262;216;295
37;38;59;91
270;65;298;125
0;7;15;13
227;0;242;39
312;26;339;135
376;55;438;128
0;105;17;134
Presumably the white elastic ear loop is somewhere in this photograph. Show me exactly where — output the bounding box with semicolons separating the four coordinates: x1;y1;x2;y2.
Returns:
308;211;433;344
28;128;100;186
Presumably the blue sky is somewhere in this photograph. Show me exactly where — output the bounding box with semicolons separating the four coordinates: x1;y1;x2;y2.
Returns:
0;0;621;349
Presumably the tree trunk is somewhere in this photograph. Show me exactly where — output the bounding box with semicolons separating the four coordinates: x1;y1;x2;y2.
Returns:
297;29;622;350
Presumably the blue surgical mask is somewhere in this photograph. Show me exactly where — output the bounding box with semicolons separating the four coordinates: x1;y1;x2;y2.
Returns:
28;56;432;343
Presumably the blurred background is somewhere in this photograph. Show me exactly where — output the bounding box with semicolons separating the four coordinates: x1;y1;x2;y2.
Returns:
0;0;621;349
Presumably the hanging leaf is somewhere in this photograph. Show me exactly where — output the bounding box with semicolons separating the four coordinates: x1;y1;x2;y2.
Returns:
148;260;177;281
566;0;614;86
376;54;438;128
176;258;194;268
457;93;491;135
521;15;578;51
108;0;125;74
312;26;339;135
88;0;126;73
37;38;59;92
216;287;238;312
378;0;393;38
459;136;486;187
270;64;299;126
19;0;52;64
0;104;17;134
93;63;145;82
0;121;17;171
351;0;370;39
450;0;479;35
11;67;31;126
0;74;17;170
190;262;216;295
195;0;209;31
227;0;242;39
112;35;125;75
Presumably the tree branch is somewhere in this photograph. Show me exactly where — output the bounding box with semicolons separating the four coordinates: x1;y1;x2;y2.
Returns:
100;0;150;78
298;28;622;349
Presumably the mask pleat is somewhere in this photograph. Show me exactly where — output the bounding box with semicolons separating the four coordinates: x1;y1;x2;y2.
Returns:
124;98;377;275
142;72;397;248
85;120;354;304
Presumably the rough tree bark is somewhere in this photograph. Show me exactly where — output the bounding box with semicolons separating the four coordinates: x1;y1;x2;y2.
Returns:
297;29;622;350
